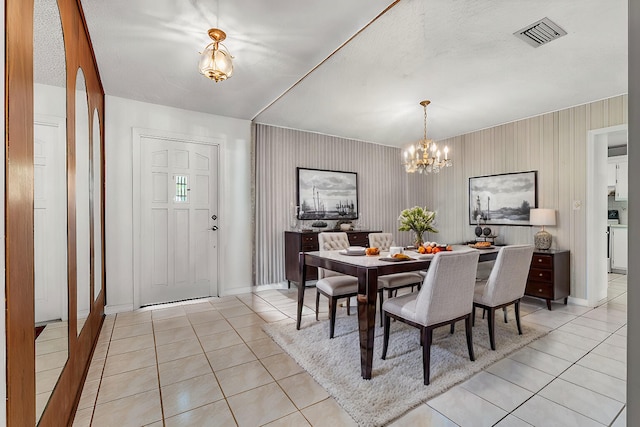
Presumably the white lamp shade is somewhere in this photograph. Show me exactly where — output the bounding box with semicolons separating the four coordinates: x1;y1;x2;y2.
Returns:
529;208;556;226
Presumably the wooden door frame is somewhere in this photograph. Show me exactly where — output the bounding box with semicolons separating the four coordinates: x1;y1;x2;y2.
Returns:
585;124;627;306
132;127;223;310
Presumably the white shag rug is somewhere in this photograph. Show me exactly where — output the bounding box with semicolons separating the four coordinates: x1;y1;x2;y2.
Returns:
263;312;547;426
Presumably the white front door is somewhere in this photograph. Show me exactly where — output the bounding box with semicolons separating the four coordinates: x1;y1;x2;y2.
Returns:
139;136;219;306
34;117;68;323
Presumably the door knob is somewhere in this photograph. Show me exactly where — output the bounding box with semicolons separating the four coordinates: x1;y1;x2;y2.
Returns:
211;225;218;231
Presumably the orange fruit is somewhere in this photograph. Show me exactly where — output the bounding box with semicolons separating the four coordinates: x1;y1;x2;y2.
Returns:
425;246;433;254
418;246;426;254
446;245;452;251
433;247;441;253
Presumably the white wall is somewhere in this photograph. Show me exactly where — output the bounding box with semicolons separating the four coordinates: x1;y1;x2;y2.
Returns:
105;96;253;311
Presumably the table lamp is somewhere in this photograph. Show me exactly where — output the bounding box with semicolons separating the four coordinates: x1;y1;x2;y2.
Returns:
529;208;556;250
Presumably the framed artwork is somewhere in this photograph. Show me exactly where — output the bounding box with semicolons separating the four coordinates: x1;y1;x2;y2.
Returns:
296;167;358;220
469;171;537;225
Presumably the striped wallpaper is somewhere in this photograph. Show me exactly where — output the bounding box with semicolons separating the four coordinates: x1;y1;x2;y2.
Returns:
255;94;628;300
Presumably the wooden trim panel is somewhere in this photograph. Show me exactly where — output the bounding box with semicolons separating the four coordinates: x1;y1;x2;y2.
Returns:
5;0;106;424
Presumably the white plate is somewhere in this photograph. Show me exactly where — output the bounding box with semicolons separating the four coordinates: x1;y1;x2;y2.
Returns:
339;249;365;256
469;244;495;250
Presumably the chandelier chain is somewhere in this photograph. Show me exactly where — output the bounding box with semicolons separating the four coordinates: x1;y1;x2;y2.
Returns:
423;103;427;144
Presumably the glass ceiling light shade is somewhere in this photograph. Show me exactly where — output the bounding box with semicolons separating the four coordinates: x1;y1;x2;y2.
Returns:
402;100;452;174
198;28;233;82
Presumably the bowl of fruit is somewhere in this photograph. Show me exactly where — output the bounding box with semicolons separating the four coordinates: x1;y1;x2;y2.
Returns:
417;241;452;254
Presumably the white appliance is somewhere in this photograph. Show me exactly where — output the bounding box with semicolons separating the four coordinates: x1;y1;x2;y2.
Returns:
607;210;620;273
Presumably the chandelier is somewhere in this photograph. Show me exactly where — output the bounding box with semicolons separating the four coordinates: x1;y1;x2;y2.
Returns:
198;28;234;82
402;100;452;174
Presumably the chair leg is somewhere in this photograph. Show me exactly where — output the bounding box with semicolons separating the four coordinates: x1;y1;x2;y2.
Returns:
482;309;486;319
422;327;433;385
379;289;384;327
315;291;320;321
472;305;476;327
388;289;397;324
465;314;475;361
488;307;496;350
450;322;455;334
346;297;351;316
503;307;508;323
382;313;391;359
515;300;523;335
329;297;337;339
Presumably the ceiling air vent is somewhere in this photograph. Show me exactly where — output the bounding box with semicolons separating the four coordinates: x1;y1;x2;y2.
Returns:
514;17;567;48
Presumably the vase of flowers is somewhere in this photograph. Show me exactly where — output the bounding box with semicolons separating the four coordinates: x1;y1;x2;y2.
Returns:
398;206;438;247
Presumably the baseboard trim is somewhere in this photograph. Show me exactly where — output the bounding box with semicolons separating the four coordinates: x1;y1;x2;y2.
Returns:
104;303;134;315
221;286;256;296
567;296;590;307
254;282;289;292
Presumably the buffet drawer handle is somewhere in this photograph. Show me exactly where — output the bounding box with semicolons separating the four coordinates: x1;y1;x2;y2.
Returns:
539;273;543;277
538;259;542;262
538;289;543;292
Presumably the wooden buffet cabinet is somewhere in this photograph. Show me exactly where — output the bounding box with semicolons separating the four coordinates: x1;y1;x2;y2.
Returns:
284;230;380;287
525;249;570;310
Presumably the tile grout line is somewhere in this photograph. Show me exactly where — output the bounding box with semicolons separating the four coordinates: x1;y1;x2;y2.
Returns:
190;299;240;426
222;294;322;424
150;311;167;427
87;317;115;427
83;279;627;427
469;285;628;426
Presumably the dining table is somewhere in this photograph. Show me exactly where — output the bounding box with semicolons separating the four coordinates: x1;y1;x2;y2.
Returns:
296;245;501;379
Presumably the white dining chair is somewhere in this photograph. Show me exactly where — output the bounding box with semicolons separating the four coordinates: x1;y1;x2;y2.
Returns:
368;233;423;326
316;232;359;338
473;244;534;350
382;249;480;385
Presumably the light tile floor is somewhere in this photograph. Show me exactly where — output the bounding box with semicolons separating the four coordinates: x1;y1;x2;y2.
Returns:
73;274;628;426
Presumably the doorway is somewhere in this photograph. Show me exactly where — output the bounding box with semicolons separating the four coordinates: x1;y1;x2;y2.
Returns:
34;116;68;323
586;124;627;306
133;130;220;307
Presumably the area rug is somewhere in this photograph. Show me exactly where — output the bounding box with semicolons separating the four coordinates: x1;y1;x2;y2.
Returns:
263;313;548;426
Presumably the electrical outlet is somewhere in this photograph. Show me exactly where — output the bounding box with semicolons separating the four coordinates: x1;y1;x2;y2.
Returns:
573;200;582;210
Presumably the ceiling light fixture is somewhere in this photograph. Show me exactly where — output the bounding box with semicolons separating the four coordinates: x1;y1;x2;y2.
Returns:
198;28;233;82
402;100;452;174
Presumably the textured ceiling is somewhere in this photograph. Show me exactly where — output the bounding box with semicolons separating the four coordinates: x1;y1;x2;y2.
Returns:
34;0;66;87
79;0;627;147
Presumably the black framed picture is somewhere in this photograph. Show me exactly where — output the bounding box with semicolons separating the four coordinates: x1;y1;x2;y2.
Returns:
469;171;537;225
296;167;358;220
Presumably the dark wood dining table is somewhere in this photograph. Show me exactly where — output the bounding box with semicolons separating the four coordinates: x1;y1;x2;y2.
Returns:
296;245;500;379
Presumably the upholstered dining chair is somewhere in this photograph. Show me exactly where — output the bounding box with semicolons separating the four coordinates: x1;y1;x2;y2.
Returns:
369;233;423;326
382;249;480;385
316;232;359;338
472;244;534;350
